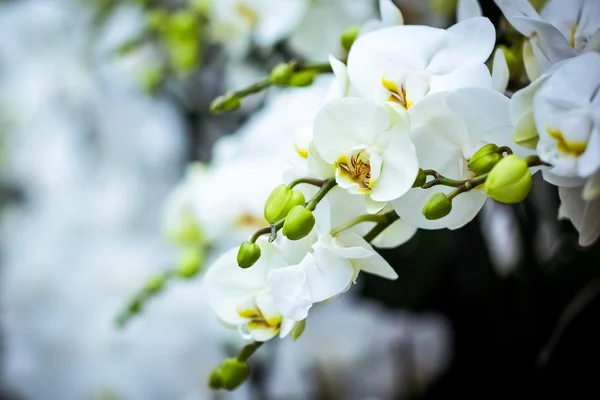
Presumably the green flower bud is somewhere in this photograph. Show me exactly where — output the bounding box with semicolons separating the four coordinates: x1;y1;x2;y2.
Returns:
220;358;250;391
270;63;294;86
264;185;305;223
128;298;143;314
210;94;241;114
422;192;452;220
289;70;316;87
176;247;203;279
282;205;315;240
468;144;502;175
237;241;261;269
412;169;427;188
145;273;166;294
485;155;532;204
208;365;224;390
341;26;360;53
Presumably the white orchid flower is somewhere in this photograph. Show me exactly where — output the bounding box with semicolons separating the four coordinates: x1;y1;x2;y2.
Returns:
310;98;419;214
209;0;308;58
393;87;518;230
267;199;398;322
345;17;495;108
511;52;600;245
361;0;405;34
494;0;600;79
204;239;297;342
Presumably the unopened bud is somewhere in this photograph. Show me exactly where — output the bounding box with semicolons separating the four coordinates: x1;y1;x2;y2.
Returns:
282;205;315;240
237;241;261;269
468;144;502;175
264;185;305;223
210;94;241;114
270;63;294;85
341;26;360;53
145;273;166;294
422;192;452;220
209;365;224;389
289;70;315;87
176;247;202;279
220;358;250;391
412;169;427;187
484;155;532;204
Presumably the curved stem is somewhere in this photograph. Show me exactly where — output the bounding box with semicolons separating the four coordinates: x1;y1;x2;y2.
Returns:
330;213;389;237
288;177;325;189
238;341;263;362
363;212;400;243
306;179;337;211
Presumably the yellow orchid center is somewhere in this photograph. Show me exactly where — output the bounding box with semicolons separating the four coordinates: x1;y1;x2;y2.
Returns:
547;127;587;157
335;149;376;193
382;76;413;109
237;301;282;328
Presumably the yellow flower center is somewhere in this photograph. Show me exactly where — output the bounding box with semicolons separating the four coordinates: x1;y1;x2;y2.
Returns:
335;149;374;193
237;301;282;330
547;127;587;157
382;76;413;109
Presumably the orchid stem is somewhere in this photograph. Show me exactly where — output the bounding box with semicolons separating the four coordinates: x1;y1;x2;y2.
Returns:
363;212;400;243
238;341;263;362
289;178;325;189
330;212;391;237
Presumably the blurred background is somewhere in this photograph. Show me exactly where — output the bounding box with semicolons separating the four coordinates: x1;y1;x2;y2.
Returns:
0;0;599;399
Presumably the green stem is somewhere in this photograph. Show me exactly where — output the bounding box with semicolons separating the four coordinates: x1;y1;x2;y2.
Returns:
303;62;333;74
288;178;325;189
447;173;489;200
306;179;337;211
234;77;272;98
330;213;388;237
238;341;263;362
362;212;400;243
526;155;551;167
421;169;465;189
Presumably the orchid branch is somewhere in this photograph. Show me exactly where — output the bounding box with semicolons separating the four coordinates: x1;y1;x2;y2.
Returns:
362;211;401;243
210;61;333;114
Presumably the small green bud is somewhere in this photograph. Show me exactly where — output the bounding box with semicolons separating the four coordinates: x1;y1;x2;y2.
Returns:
468;144;502;175
220;358;250;391
128;298;143;314
484;155;532;204
264;185;305;224
208;365;224;389
422;192;452;220
341;26;360;53
412;169;427;188
291;319;306;341
237;241;261;269
270;63;294;86
282;206;315;240
145;273;166;294
176;247;203;279
289;70;316;87
210;94;241;114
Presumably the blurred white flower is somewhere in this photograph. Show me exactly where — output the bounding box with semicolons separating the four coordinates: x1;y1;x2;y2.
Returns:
511;52;600;245
495;0;600;79
266;296;452;400
204;240;297;341
208;0;308;59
